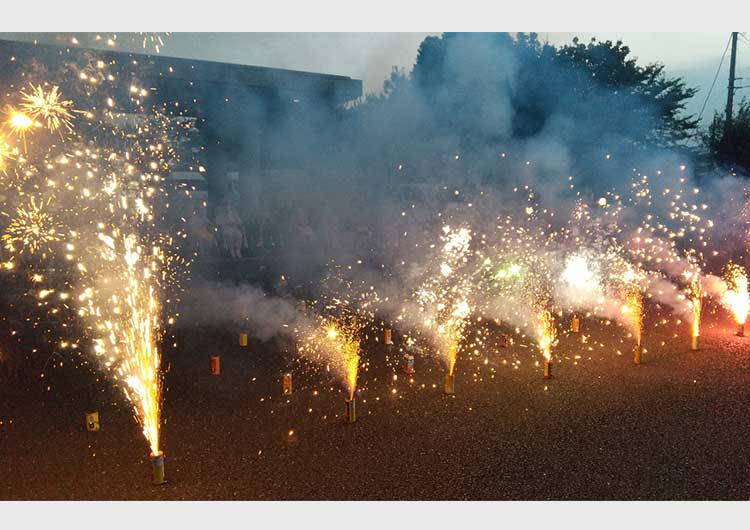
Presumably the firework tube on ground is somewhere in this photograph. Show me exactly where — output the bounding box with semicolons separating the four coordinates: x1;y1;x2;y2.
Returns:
239;332;248;347
210;355;221;375
571;315;580;333
691;335;699;350
85;411;100;432
634;342;643;365
737;324;745;337
444;372;455;395
283;372;293;395
345;397;356;423
150;451;166;485
543;359;552;379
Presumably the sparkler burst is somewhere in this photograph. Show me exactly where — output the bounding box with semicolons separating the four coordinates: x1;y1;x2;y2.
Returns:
6;107;35;141
2;196;63;257
19;84;76;134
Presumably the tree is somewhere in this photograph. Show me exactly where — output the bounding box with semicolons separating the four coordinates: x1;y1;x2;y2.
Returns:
343;33;701;188
705;99;750;174
412;33;529;146
555;37;698;148
406;33;698;150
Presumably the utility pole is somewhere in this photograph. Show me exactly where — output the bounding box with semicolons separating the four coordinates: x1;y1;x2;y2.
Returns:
726;32;739;127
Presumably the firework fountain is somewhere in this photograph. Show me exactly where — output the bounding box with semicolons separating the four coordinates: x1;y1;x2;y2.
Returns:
722;264;749;337
327;323;361;423
299;319;361;422
0;43;195;484
623;289;644;364
412;225;474;395
538;307;556;379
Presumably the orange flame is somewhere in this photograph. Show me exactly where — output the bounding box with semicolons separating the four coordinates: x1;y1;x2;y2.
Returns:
723;264;749;326
622;290;643;346
326;325;360;400
537;309;556;361
689;277;702;339
447;339;459;376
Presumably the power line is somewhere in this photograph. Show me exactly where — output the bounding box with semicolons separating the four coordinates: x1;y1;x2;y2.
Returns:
698;33;733;122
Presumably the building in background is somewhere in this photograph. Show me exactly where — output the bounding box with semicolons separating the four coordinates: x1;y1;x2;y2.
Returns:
0;38;363;257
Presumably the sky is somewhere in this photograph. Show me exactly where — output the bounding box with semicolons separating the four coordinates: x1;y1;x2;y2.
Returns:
1;32;747;124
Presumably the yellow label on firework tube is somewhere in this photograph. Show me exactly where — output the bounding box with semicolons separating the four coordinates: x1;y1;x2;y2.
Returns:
85;411;100;432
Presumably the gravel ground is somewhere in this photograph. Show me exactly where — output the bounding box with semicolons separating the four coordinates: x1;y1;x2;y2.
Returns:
1;307;749;500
